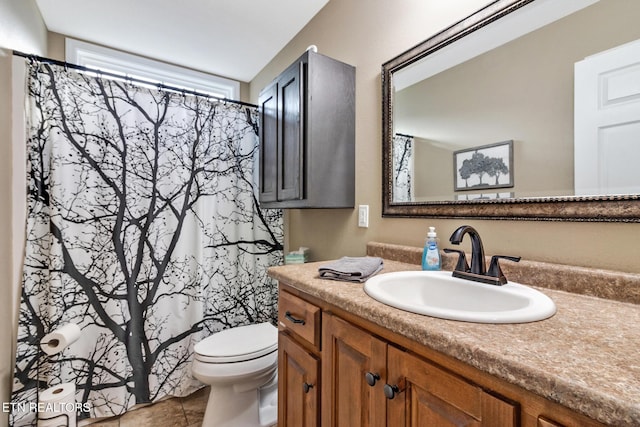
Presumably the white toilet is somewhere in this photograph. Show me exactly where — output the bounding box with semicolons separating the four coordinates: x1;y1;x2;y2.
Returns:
192;322;278;427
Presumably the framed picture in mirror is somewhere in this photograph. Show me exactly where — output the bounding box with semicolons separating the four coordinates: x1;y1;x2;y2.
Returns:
453;140;513;191
456;192;514;201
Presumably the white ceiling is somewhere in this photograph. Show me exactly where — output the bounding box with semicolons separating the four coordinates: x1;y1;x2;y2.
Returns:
34;0;329;82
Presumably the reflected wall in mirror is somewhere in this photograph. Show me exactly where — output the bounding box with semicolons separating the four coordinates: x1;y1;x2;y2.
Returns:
382;0;640;221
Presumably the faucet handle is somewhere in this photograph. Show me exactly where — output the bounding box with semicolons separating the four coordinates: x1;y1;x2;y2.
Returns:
487;255;521;282
444;248;469;272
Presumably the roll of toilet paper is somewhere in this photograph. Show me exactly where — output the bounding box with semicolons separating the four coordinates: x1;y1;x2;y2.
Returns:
38;383;77;427
40;323;81;356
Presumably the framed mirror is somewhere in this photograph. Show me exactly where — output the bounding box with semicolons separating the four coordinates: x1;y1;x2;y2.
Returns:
382;0;640;221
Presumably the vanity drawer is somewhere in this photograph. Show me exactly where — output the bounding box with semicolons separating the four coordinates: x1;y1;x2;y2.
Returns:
278;290;321;349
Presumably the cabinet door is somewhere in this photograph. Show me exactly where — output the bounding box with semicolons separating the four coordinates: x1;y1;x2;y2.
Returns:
277;60;304;201
258;81;278;202
322;314;387;427
386;345;516;427
279;332;320;427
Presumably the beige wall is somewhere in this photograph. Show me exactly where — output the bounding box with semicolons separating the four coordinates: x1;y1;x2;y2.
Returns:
249;0;640;275
413;138;452;200
0;53;14;427
0;1;47;425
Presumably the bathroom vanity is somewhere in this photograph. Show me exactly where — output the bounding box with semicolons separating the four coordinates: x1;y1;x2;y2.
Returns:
268;243;640;427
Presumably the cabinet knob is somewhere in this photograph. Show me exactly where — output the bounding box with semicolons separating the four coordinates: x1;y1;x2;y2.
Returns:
383;384;400;400
285;311;306;325
364;372;380;387
303;382;314;393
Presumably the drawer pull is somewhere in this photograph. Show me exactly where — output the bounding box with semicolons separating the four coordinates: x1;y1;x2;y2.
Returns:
303;382;314;393
365;372;380;386
285;311;306;325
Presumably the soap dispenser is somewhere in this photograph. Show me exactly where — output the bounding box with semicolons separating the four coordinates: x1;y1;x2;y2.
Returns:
422;227;441;271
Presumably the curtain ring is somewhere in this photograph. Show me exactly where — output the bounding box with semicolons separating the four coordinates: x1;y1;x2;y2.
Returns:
27;55;37;67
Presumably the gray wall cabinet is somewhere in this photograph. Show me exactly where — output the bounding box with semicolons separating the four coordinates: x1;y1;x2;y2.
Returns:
258;50;355;208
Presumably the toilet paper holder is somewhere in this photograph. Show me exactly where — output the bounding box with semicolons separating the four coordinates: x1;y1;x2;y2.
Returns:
37;324;81;427
38;413;70;426
37;382;78;427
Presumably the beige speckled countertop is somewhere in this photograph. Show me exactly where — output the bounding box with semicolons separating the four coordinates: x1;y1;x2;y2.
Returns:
268;258;640;426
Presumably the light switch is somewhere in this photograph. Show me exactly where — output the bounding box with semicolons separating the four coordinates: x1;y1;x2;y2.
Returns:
358;205;369;228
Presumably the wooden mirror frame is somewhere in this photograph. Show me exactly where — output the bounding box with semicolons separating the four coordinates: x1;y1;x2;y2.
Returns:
381;0;640;222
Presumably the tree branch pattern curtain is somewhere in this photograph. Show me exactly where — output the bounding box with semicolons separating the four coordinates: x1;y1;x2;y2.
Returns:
11;61;283;426
393;134;414;202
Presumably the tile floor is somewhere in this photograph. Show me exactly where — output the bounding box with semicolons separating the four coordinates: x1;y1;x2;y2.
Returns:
84;387;209;427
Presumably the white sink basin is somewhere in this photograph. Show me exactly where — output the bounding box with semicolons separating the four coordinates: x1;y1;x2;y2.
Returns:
364;270;556;323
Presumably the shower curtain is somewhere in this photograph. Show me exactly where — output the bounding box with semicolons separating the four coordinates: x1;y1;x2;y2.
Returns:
11;60;283;426
393;133;414;202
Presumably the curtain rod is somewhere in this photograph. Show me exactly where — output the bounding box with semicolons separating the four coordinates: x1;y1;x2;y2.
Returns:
13;50;258;109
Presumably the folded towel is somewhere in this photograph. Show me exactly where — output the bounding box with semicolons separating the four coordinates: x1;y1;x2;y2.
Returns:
318;256;384;283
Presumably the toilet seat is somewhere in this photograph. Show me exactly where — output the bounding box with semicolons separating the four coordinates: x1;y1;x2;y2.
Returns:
194;322;278;363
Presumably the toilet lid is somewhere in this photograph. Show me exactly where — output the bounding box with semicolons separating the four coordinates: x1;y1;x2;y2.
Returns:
194;322;278;363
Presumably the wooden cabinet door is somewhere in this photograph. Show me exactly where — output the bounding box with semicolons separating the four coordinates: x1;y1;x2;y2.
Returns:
386;345;516;427
322;314;387;427
276;60;304;201
258;81;278;202
279;332;320;427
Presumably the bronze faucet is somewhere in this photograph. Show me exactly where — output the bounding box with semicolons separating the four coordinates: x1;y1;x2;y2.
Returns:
446;225;520;286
